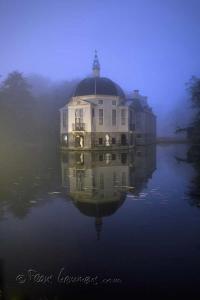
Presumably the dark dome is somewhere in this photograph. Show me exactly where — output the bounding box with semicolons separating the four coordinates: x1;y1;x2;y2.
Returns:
74;77;125;98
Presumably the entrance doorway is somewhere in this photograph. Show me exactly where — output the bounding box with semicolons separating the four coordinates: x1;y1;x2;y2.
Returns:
75;135;84;148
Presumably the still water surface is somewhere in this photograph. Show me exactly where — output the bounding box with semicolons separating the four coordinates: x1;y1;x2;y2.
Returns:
0;144;200;298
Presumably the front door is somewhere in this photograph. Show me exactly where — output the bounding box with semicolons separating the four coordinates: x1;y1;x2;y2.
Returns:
75;135;84;148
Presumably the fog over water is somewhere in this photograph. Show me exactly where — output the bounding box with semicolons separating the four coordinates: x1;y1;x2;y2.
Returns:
0;0;200;135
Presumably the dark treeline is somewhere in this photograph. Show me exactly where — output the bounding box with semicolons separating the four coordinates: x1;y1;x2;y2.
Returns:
187;76;200;145
0;71;79;147
185;77;200;205
174;76;200;205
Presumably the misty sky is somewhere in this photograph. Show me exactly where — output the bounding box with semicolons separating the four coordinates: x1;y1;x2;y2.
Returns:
0;0;200;134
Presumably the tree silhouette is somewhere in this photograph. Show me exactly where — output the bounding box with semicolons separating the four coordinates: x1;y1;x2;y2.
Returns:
186;77;200;205
0;71;36;143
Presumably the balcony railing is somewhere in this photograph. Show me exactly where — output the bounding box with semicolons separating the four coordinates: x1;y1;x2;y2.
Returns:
72;123;86;131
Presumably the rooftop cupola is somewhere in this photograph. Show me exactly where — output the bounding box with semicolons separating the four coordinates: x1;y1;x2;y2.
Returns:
92;50;100;77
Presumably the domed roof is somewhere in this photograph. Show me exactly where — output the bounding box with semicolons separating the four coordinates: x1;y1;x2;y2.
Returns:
74;77;125;98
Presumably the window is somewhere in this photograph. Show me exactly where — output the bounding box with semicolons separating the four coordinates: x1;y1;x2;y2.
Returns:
63;135;68;143
112;153;116;160
130;110;133;120
92;108;95;117
136;114;141;129
129;110;134;130
112;138;116;144
99;138;103;145
99;154;103;161
112;109;116;126
63;111;67;128
121;109;126;125
122;172;126;186
130;123;135;130
113;172;117;186
112;100;116;105
75;109;83;123
98;100;103;105
121;153;127;164
100;174;104;189
76;170;85;191
130;133;134;145
99;109;103;125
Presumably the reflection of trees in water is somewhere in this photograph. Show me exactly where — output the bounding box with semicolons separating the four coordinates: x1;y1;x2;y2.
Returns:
175;77;200;207
175;146;200;206
0;145;60;219
187;146;200;206
186;77;200;206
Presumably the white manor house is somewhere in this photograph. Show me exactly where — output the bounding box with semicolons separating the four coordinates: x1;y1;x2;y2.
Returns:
60;52;156;150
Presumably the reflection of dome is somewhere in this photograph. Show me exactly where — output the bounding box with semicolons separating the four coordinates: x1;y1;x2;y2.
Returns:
74;77;125;98
74;195;126;218
71;195;126;240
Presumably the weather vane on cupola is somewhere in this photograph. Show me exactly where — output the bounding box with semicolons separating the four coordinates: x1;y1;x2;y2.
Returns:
92;50;100;77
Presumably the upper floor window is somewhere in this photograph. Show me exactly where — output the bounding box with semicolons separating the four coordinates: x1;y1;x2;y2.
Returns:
99;109;103;125
63;110;67;128
112;100;116;105
121;109;126;125
98;100;103;105
129;110;133;120
112;109;117;126
75;108;83;123
136;114;141;129
92;108;95;117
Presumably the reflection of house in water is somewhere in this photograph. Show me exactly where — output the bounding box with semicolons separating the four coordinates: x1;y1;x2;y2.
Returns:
61;147;156;239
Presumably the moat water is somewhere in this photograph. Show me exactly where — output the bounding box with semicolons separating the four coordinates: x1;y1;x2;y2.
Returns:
0;144;200;298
